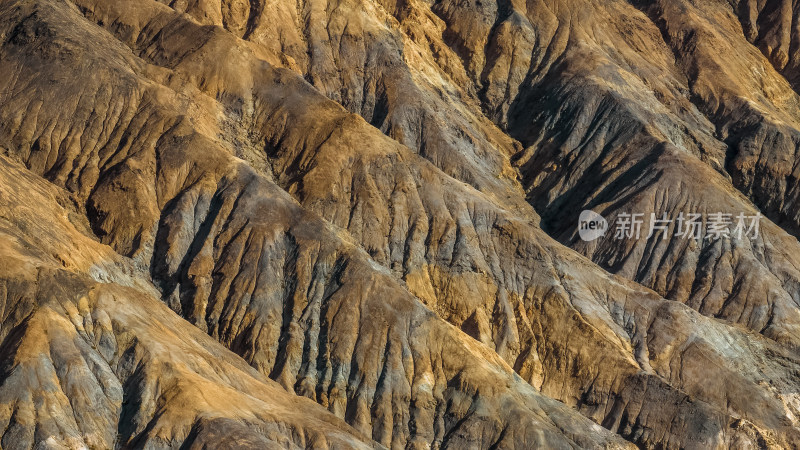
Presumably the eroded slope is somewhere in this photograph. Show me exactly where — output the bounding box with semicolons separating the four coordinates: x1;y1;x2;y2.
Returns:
2;0;800;448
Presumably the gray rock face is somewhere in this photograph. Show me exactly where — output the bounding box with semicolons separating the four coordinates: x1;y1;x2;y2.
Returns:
2;0;800;449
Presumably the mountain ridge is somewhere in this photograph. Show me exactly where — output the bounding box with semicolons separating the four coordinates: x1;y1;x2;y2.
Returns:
2;0;800;448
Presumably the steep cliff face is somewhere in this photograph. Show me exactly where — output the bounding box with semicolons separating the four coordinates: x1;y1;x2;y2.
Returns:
2;0;800;448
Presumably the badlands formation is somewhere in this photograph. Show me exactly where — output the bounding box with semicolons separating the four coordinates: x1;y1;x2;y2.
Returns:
2;0;800;448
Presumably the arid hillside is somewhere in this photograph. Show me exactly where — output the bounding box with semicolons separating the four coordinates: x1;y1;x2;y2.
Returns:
2;0;800;448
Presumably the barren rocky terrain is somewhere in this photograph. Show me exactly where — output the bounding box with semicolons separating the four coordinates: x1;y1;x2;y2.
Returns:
2;0;800;448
